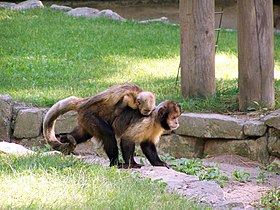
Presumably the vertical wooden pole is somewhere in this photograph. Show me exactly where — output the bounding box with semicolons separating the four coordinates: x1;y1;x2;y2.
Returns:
180;0;215;98
237;0;274;111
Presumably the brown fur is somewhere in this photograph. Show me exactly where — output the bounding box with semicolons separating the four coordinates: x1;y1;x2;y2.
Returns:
112;100;181;168
43;83;156;152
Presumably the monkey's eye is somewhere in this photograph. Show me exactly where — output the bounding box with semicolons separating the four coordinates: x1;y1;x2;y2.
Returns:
137;99;141;105
144;109;150;113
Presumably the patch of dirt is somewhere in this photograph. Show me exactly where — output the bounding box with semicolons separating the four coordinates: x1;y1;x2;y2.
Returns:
202;155;279;209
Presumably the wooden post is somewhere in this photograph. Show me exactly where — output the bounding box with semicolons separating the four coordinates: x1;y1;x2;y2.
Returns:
237;0;274;111
179;0;215;98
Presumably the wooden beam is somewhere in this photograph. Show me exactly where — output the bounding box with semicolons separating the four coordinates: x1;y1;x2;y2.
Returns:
180;0;216;98
237;0;275;111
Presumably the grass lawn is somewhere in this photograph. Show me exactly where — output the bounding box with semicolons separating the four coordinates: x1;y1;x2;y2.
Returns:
0;153;209;209
0;8;279;113
0;9;280;113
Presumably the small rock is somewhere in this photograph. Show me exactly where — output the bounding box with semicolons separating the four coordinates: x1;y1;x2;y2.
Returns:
50;4;72;11
98;9;126;21
0;141;35;155
12;0;44;10
66;7;99;17
0;2;17;9
139;17;169;24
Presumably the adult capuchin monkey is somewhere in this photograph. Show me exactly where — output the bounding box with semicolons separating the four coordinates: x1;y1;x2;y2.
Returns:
112;100;181;168
43;83;156;163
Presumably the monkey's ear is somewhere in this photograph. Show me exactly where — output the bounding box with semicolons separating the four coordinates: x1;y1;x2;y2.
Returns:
158;105;167;117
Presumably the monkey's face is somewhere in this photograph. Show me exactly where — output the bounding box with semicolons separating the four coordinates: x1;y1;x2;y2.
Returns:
158;100;181;130
138;100;155;115
166;105;181;130
137;91;156;116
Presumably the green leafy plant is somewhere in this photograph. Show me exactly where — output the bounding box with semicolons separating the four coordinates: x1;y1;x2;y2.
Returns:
171;158;204;175
197;166;229;188
255;167;269;183
168;157;228;187
232;169;250;182
259;186;280;209
266;162;280;174
198;167;228;181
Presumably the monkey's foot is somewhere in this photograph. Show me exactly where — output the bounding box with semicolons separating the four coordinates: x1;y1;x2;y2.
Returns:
152;162;170;169
58;142;76;155
118;162;144;169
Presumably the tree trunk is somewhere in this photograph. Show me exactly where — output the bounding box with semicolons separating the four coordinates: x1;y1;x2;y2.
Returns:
237;0;274;111
180;0;215;98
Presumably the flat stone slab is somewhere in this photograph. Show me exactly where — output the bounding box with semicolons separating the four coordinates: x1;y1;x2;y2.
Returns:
137;166;225;206
13;108;43;138
175;113;245;139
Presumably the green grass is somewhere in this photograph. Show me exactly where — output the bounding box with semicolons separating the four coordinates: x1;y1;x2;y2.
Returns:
0;8;279;112
0;153;208;209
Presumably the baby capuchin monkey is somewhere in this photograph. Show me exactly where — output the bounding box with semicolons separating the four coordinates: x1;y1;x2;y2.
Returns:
122;91;156;116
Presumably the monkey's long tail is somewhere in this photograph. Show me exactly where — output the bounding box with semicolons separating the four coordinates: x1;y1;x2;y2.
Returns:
43;96;82;149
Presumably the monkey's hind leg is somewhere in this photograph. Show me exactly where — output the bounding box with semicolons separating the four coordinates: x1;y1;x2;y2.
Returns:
120;139;143;169
101;128;119;167
86;116;119;167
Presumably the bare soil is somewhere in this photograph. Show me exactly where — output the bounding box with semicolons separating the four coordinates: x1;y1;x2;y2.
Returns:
203;155;279;209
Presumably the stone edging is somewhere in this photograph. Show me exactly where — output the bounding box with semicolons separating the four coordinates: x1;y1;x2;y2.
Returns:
0;94;279;164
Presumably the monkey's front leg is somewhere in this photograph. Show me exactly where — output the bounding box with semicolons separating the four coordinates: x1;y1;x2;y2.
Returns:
140;140;169;168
